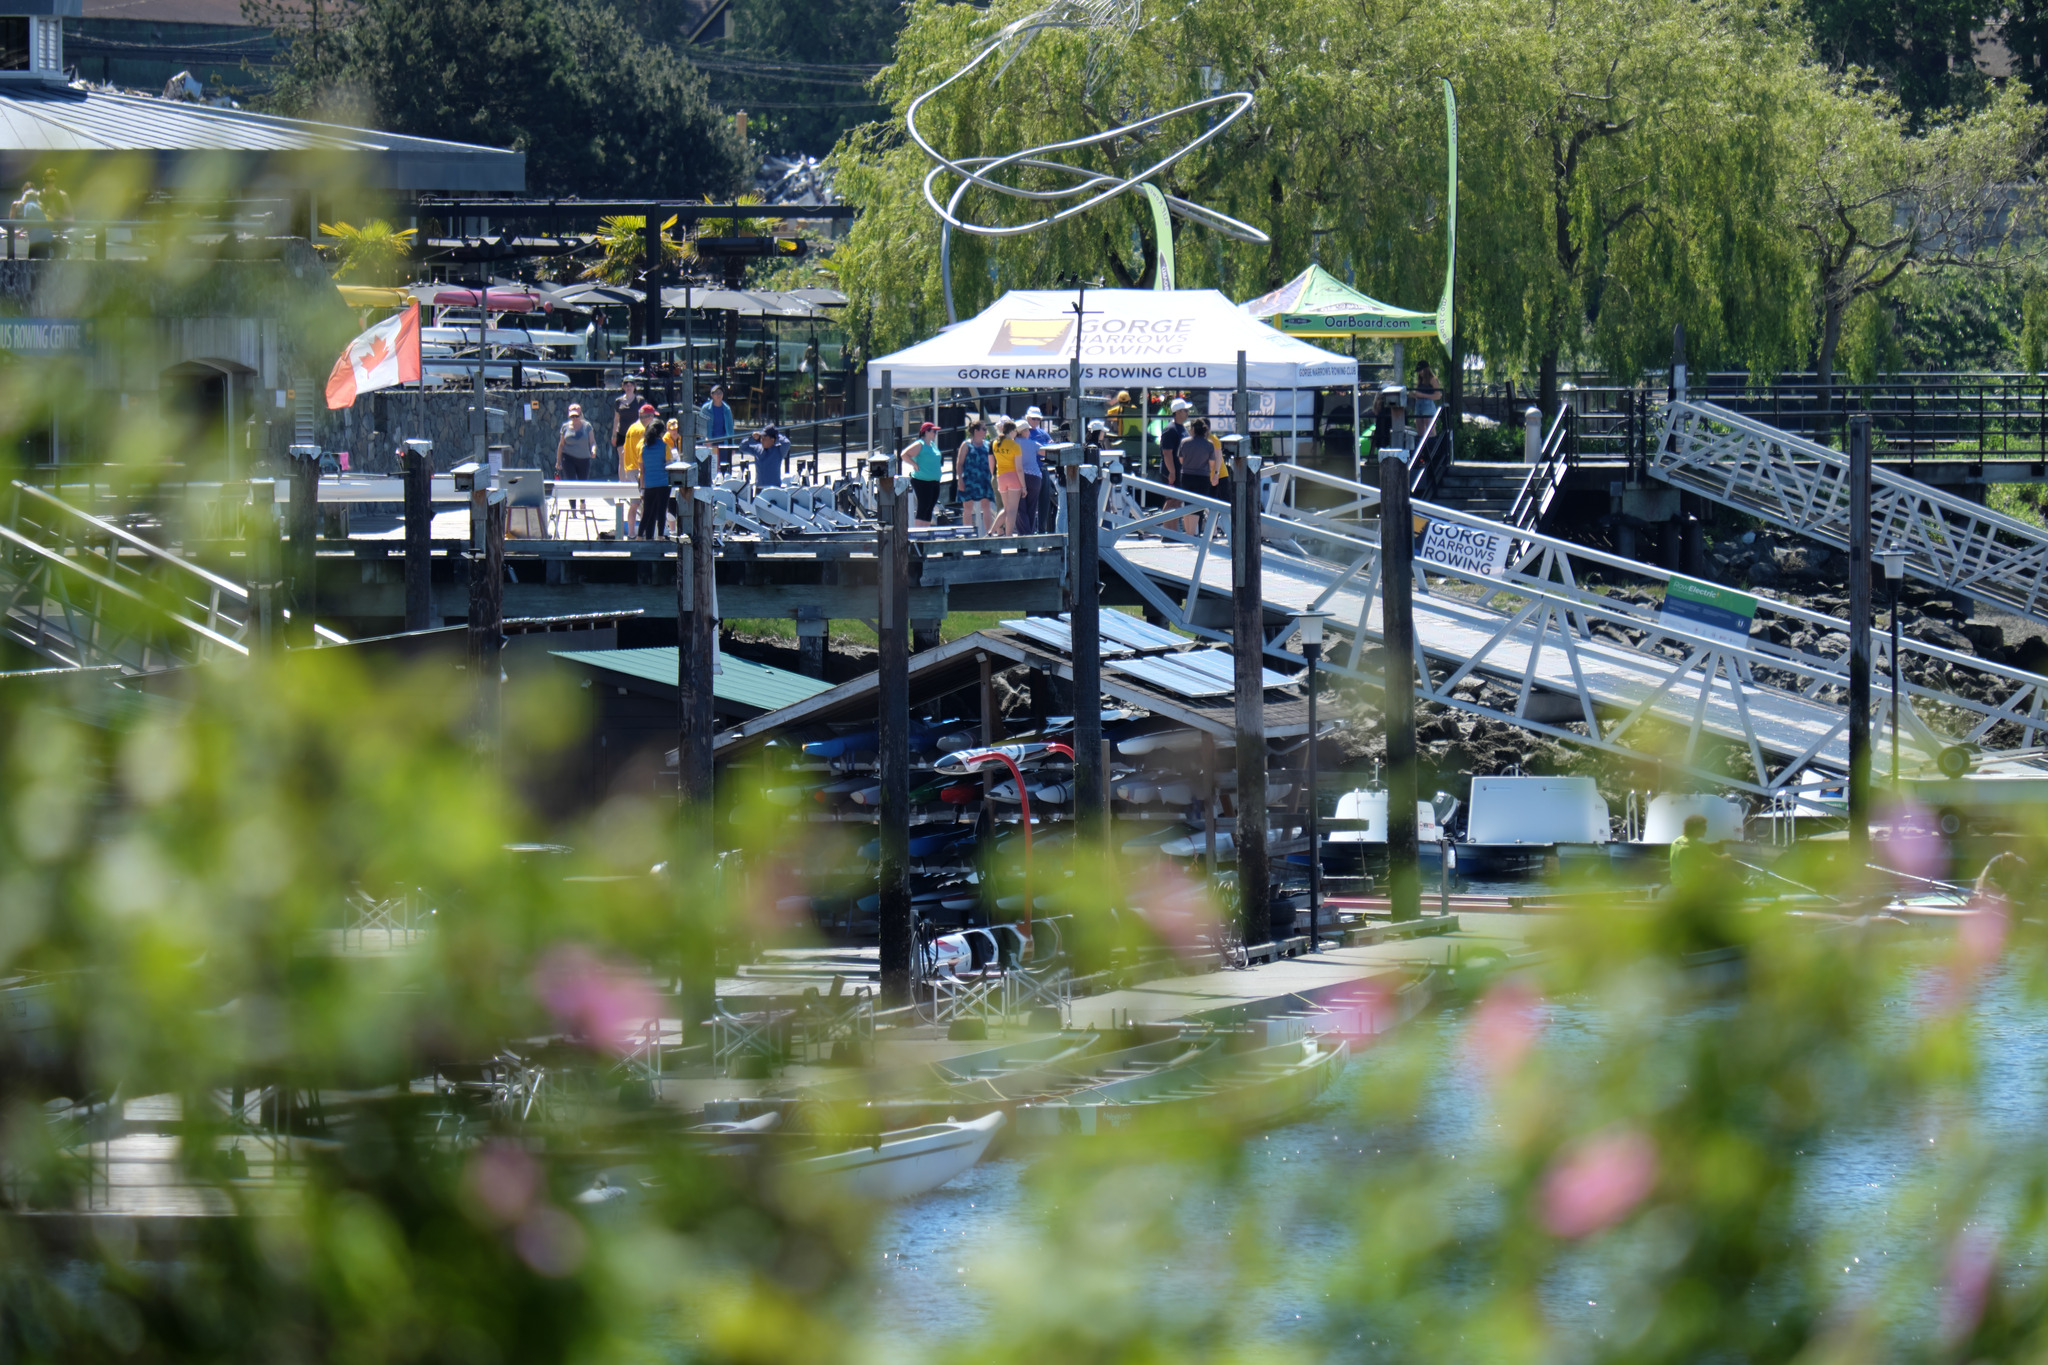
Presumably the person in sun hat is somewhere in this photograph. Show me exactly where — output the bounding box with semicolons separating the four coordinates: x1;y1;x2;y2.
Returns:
900;420;944;527
1016;405;1051;533
1159;397;1194;531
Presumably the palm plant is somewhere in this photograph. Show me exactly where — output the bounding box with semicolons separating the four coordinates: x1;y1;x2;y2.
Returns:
582;215;689;284
318;219;417;284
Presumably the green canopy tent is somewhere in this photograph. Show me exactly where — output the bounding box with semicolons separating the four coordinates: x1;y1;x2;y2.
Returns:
1241;264;1442;340
1241;80;1456;474
1243;79;1456;343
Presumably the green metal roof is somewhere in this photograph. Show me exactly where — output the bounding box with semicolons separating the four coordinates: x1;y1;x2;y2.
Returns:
550;648;831;713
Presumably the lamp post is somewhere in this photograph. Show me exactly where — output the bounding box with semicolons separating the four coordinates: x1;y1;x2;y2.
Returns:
1879;545;1907;785
1293;610;1330;949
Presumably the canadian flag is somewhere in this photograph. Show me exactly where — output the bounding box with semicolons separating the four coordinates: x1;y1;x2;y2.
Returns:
325;300;422;409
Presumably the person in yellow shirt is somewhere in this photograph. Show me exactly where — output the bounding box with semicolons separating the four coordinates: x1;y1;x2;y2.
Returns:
620;401;656;529
990;420;1024;535
1106;389;1143;467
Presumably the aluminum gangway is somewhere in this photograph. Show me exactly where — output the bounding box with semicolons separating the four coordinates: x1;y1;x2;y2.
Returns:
1655;396;2048;628
0;480;342;672
1097;461;2048;807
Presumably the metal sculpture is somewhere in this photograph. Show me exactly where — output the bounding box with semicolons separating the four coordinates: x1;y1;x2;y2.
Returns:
907;0;1270;319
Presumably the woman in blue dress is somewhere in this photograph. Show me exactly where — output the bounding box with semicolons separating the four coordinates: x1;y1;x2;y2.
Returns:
956;419;994;534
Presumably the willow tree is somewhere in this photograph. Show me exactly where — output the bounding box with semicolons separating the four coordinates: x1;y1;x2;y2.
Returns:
828;0;1389;359
831;0;1817;405
1400;0;1813;408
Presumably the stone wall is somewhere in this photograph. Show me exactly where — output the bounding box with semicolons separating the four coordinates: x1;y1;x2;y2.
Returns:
326;387;626;475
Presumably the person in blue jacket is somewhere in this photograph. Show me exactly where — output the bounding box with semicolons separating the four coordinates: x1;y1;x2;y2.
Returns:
701;384;736;470
741;424;790;489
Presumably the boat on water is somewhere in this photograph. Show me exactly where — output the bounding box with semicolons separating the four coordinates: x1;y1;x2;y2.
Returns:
1321;788;1458;876
1459;775;1612;875
1012;1035;1348;1139
794;1113;1006;1200
687;1110;1007;1200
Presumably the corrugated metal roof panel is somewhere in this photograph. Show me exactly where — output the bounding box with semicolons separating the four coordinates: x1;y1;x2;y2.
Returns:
0;86;524;189
999;616;1077;654
1107;654;1232;697
550;648;831;712
1087;610;1186;652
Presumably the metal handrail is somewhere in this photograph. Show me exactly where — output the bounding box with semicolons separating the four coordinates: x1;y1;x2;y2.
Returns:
1506;407;1573;531
1105;458;2048;800
0;521;248;663
1405;409;1451;499
8;480;346;646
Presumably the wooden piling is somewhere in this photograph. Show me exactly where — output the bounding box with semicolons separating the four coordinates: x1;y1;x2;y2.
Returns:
1067;448;1103;835
402;442;433;631
1232;350;1272;942
1848;413;1872;862
876;376;912;1004
1379;452;1420;920
287;450;318;647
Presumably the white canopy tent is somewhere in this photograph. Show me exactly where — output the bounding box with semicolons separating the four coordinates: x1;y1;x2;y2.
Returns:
868;288;1357;389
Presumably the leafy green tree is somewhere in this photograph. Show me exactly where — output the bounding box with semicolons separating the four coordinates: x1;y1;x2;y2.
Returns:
831;0;1813;411
2022;282;2048;375
1784;79;2044;388
251;0;748;200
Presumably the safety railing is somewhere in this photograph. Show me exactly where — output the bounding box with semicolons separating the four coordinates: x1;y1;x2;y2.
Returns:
1101;458;2048;805
1506;407;1573;532
1655;397;2048;628
1406;408;1453;500
2;479;343;668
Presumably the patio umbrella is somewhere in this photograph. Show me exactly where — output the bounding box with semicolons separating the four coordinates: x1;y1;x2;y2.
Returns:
548;282;643;307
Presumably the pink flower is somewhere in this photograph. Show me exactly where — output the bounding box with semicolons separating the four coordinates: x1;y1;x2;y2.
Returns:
514;1204;589;1278
1875;797;1945;884
463;1141;540;1227
1540;1129;1658;1239
1941;1228;1998;1344
1138;862;1226;963
531;944;662;1056
1467;979;1543;1082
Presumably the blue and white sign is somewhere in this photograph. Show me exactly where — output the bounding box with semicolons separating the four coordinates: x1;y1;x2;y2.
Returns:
0;318;90;354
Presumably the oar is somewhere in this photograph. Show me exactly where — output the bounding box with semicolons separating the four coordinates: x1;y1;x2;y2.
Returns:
1732;859;1837;902
1867;864;1971;898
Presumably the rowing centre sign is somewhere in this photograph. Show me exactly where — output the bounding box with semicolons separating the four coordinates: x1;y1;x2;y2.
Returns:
0;318;90;354
1416;517;1511;577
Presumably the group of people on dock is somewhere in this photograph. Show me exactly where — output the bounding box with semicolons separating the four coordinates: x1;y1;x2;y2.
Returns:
916;391;1233;537
561;366;1450;541
556;374;791;538
9;173;69;259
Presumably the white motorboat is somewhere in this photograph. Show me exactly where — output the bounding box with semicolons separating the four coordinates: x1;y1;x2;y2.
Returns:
797;1112;1005;1200
1461;775;1610;874
1320;788;1456;873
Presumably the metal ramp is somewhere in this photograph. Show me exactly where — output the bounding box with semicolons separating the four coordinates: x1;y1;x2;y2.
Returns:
1656;397;2048;627
1;480;342;672
1098;462;2048;806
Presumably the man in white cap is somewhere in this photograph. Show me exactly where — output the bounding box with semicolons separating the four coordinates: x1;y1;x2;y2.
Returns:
1160;397;1193;533
1016;405;1051;534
